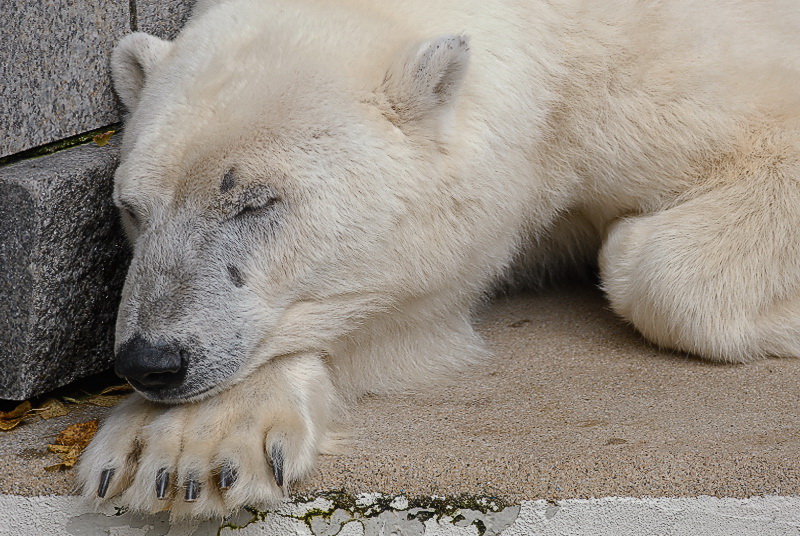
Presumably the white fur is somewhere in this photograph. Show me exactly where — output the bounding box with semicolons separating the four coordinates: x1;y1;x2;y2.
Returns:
110;33;173;111
82;0;800;518
77;355;338;518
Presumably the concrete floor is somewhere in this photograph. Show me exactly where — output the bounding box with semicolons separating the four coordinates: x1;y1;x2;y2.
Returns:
2;283;799;501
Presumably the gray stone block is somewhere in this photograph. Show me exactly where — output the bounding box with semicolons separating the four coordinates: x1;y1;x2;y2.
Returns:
0;143;130;400
136;0;195;40
0;1;130;158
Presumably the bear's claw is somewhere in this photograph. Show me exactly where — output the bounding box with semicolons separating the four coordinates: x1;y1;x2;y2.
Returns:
184;477;200;502
156;468;170;499
217;463;237;490
97;468;114;498
77;355;335;518
269;444;284;487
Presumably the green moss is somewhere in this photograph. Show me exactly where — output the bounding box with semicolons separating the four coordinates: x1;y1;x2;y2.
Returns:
472;518;488;536
216;510;258;535
405;494;509;517
216;492;512;532
243;491;511;533
0;123;123;167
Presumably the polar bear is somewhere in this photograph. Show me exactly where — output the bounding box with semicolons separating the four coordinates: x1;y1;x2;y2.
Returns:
78;0;800;518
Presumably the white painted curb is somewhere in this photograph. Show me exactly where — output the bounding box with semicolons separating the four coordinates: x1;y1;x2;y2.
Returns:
1;495;799;535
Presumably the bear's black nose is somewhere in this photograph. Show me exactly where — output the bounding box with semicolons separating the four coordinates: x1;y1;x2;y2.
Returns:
115;334;189;391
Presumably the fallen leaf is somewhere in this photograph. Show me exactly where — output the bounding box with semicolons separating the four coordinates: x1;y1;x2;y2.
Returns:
99;384;134;396
92;130;115;147
44;445;83;471
36;398;70;420
0;401;33;431
0;416;27;431
59;447;81;468
53;419;98;448
85;394;127;407
0;400;32;420
47;444;74;454
45;420;98;471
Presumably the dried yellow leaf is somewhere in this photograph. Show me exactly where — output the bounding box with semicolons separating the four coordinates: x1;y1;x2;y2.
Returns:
37;398;70;420
44;445;82;471
46;421;98;471
53;419;98;449
0;401;33;431
0;416;26;431
0;400;32;420
99;383;134;396
92;130;115;147
61;445;82;467
86;394;127;407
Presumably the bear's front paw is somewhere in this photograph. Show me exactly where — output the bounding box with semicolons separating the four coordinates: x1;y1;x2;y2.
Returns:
77;355;336;518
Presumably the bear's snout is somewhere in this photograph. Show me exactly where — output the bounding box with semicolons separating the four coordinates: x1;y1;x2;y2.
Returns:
115;334;190;394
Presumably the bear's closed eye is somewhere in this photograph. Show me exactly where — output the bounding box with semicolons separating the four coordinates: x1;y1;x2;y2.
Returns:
233;196;279;220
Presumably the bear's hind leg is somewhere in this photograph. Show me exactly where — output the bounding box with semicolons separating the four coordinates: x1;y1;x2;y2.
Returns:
599;145;800;362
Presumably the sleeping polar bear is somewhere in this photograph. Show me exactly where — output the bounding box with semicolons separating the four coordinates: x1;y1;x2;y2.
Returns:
78;0;800;518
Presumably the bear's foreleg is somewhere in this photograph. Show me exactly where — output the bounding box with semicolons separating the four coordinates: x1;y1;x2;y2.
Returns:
77;354;338;518
599;133;800;362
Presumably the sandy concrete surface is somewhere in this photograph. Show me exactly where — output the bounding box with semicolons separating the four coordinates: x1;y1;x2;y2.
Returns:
2;283;799;500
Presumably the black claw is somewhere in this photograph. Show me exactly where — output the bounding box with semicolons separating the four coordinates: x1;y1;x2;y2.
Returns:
218;464;237;490
184;477;200;502
156;468;170;500
270;444;284;487
97;468;115;498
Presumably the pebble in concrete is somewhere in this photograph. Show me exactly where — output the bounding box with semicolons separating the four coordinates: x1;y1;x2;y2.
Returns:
0;143;130;400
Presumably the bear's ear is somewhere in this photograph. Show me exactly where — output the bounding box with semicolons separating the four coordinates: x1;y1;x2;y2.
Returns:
111;33;173;111
382;35;470;136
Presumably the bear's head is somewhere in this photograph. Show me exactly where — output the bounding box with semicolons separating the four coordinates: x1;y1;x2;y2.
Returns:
109;3;474;402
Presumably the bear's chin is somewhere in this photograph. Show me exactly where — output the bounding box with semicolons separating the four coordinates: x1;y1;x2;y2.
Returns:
132;380;222;404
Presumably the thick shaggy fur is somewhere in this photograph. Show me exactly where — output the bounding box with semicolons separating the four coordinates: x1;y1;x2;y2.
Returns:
78;0;800;518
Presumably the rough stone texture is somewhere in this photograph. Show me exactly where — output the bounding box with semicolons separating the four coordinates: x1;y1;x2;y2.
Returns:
136;0;195;40
0;142;130;400
0;0;196;158
0;1;130;157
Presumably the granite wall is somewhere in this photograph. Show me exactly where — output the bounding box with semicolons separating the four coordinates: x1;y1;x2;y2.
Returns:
0;1;194;399
1;0;193;158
